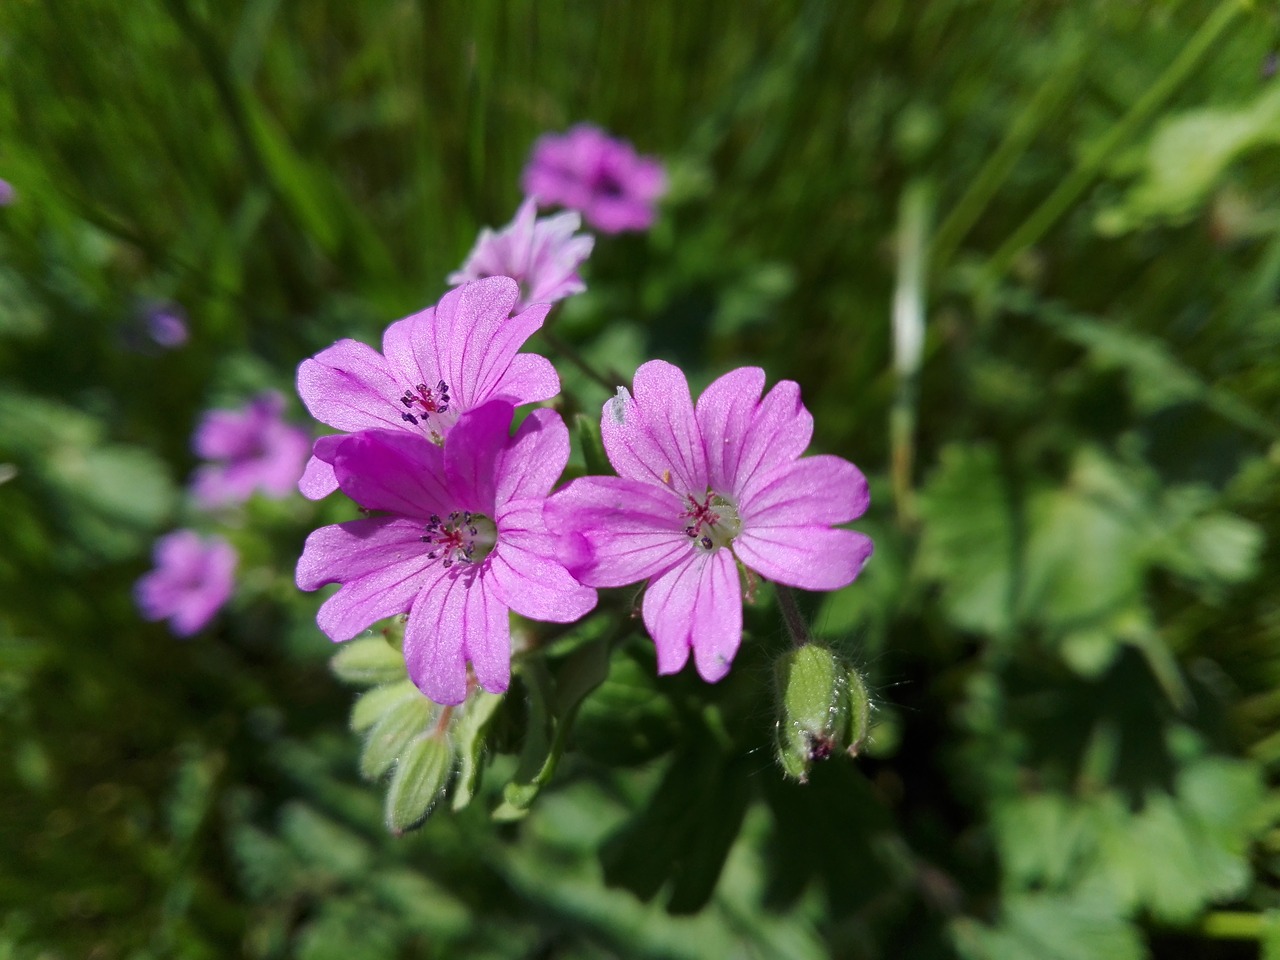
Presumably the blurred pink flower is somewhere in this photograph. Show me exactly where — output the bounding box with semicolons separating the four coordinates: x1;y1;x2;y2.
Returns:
297;402;596;705
546;361;872;682
191;391;310;508
0;179;15;206
448;198;594;312
522;124;666;234
295;277;558;500
135;530;237;637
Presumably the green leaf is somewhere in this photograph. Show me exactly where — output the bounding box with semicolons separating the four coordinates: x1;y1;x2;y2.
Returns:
574;412;610;476
359;694;436;781
451;690;503;812
384;734;453;835
917;444;1017;636
350;680;419;733
952;892;1143;960
330;636;406;687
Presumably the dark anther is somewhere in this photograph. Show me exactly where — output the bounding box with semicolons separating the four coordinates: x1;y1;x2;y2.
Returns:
685;526;697;537
429;514;441;525
701;536;713;549
401;413;418;424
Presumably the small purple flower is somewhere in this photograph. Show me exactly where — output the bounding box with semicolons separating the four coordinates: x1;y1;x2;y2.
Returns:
145;304;189;348
447;197;594;312
546;361;873;682
521;124;666;234
295;276;559;500
0;179;14;207
135;530;237;637
297;402;596;705
191;390;310;508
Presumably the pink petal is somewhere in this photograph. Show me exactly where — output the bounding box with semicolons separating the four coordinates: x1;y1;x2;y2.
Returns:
404;569;510;705
380;311;439;404
296;339;403;433
731;379;814;493
738;455;870;528
734;526;873;591
601;359;708;494
497;408;570;503
329;430;453;518
695;366;766;496
443;402;513;514
495;353;560;406
298;435;344;499
438;278;552;410
488;500;597;622
544;476;691;587
297;518;433;640
642;550;742;682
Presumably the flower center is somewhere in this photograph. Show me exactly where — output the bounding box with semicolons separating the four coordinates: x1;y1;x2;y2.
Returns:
420;511;497;567
682;490;741;552
398;380;455;445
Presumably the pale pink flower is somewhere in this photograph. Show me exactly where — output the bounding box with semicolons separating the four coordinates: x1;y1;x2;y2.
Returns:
295;277;558;500
546;361;872;682
191;391;309;507
296;402;596;705
135;530;237;637
448;198;594;312
521;124;666;234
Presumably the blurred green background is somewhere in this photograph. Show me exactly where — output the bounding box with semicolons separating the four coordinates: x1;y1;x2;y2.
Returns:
3;1;1280;957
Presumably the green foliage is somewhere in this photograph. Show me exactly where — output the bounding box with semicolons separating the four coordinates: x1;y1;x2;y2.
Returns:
4;1;1280;958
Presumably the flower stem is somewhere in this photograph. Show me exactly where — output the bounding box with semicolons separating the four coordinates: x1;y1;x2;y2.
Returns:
539;328;624;394
891;181;930;526
775;584;812;647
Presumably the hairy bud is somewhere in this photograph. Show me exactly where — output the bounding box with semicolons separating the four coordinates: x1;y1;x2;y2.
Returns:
774;643;871;782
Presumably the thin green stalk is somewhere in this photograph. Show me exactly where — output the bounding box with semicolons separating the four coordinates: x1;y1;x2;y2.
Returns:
982;0;1248;284
892;181;931;526
775;585;812;647
931;38;1084;271
1199;911;1264;940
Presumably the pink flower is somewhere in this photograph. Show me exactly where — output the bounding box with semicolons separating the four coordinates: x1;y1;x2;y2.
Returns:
546;361;872;682
0;179;15;207
448;197;594;312
135;530;237;637
521;124;666;234
296;402;597;705
191;391;310;508
295;277;559;500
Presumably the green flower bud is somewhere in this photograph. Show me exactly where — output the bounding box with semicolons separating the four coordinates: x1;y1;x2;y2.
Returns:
774;643;872;782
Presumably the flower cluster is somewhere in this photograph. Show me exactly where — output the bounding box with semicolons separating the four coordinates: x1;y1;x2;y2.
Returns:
136;391;310;636
293;122;870;704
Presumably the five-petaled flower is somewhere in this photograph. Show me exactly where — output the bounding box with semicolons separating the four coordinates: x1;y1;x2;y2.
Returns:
521;124;666;234
191;390;310;508
546;361;872;682
296;402;596;705
135;530;237;637
448;197;594;313
295;277;559;500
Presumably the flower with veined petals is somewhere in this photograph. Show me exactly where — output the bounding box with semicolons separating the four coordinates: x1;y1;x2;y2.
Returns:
296;401;596;705
447;197;594;312
191;391;310;508
135;530;237;637
521;124;666;234
545;361;873;682
295;276;559;500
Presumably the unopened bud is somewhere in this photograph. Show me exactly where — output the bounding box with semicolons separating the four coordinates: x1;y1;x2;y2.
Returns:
774;644;872;782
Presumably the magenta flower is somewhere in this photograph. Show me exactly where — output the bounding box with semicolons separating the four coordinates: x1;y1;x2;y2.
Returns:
145;303;189;348
0;179;14;207
521;124;666;234
135;530;237;637
546;361;872;682
295;276;559;500
297;402;597;705
191;391;310;508
448;197;594;312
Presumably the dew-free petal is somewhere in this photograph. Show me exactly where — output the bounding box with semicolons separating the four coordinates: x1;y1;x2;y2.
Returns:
734;526;874;592
602;359;707;493
642;550;742;682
